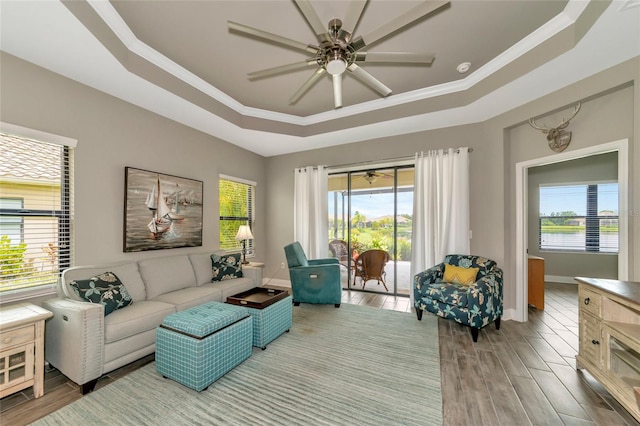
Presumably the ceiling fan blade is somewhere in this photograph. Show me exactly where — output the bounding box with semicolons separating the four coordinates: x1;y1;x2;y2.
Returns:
332;74;343;109
248;59;318;80
353;52;435;64
289;68;327;105
341;0;368;35
347;63;391;97
228;21;319;54
349;1;449;51
293;0;332;43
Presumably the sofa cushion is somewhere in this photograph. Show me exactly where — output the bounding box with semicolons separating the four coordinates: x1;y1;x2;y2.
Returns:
70;272;133;316
189;251;225;285
138;255;197;300
200;276;256;300
211;253;243;281
151;286;223;311
104;300;175;344
62;262;146;302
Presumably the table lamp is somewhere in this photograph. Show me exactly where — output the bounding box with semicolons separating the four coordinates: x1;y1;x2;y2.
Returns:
235;225;254;264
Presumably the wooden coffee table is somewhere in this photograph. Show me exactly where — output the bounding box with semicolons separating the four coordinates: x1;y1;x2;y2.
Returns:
226;287;292;349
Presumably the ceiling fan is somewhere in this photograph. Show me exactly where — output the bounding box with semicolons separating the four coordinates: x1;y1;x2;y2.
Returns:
228;0;450;109
361;171;392;184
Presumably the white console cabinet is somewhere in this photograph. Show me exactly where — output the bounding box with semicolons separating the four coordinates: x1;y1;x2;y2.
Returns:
0;303;52;399
575;277;640;423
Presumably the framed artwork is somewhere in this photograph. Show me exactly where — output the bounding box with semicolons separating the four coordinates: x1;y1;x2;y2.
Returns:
124;167;203;252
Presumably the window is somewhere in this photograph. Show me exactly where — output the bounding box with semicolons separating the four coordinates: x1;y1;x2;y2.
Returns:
219;175;255;255
539;183;618;253
0;131;74;294
0;198;24;243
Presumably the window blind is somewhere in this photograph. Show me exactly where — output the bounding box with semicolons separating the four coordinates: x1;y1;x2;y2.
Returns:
219;176;255;254
539;183;618;253
0;132;73;293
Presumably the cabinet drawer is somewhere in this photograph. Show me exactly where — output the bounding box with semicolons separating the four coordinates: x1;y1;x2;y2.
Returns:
579;287;602;317
0;325;34;351
580;312;602;367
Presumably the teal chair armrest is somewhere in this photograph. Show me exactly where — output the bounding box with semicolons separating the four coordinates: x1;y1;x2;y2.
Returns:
289;264;342;305
308;258;339;266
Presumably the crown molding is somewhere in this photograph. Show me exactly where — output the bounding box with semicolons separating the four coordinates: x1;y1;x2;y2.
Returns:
86;0;589;127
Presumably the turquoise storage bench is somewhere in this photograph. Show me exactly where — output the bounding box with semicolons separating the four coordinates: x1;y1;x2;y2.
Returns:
246;295;292;349
226;288;293;350
243;295;293;349
155;302;252;391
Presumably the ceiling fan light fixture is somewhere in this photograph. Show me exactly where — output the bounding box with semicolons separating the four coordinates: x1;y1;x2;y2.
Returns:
326;58;347;75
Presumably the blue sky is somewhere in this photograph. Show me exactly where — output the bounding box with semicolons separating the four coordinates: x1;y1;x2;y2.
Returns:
329;191;414;220
329;182;619;220
539;183;618;216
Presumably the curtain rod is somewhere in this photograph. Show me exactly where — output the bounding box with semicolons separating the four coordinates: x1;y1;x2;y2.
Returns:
327;147;473;171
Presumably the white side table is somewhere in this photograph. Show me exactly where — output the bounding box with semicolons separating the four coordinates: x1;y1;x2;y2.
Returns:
0;302;53;398
244;262;265;286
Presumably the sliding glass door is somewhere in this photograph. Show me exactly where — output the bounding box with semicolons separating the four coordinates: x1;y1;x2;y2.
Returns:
328;166;414;296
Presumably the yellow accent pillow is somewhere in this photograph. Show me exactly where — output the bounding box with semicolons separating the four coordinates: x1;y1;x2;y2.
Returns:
443;264;479;285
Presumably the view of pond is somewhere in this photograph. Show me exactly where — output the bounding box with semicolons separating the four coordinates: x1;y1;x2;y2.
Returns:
540;232;618;253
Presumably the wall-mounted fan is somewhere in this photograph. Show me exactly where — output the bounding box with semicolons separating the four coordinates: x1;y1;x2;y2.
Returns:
228;0;450;109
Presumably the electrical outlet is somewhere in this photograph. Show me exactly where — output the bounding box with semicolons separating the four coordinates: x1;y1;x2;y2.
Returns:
280;262;285;269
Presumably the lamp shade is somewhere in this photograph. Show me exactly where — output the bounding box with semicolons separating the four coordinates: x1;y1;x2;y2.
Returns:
235;225;254;240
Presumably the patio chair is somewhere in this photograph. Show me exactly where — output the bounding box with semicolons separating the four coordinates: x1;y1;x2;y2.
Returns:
329;239;349;267
354;249;390;292
284;241;341;307
413;254;503;342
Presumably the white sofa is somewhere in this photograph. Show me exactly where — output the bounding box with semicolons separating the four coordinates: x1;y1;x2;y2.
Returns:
42;252;260;393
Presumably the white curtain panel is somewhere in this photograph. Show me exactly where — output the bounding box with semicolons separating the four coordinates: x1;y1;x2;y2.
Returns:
410;148;470;302
294;166;329;258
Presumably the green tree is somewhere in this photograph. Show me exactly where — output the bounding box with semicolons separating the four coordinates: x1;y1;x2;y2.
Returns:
219;180;251;250
0;236;28;279
351;211;366;229
545;211;578;226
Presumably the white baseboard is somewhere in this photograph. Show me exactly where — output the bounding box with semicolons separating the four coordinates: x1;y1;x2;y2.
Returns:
545;275;577;284
263;278;291;288
502;308;518;322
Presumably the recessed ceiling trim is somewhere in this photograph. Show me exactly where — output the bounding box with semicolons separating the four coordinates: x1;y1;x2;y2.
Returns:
88;0;587;127
87;0;244;115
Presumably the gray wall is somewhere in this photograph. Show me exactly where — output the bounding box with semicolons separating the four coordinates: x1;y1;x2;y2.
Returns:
266;58;640;315
0;52;266;270
2;51;639;317
527;152;618;279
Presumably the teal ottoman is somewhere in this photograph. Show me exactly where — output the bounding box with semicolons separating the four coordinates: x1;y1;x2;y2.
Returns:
156;302;252;391
226;288;293;350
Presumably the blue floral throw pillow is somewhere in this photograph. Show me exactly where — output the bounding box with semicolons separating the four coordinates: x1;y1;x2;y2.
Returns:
211;253;243;281
70;272;133;316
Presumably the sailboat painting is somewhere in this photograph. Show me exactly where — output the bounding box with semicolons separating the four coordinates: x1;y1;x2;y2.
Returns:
124;167;203;252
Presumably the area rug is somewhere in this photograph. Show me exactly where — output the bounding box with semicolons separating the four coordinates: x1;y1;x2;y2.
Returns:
34;303;441;425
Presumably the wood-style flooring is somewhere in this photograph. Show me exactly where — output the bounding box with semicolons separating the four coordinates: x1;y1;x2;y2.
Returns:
1;283;638;425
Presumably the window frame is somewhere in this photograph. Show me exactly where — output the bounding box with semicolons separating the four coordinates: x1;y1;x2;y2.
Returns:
218;174;256;257
0;124;75;300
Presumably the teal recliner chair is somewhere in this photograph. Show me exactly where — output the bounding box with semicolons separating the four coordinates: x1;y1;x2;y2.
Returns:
284;242;341;308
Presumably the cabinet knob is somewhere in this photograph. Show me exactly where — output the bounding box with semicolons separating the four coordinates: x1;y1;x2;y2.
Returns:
584;297;590;305
591;339;600;345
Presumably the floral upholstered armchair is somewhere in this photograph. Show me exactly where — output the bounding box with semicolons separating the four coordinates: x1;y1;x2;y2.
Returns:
413;254;503;342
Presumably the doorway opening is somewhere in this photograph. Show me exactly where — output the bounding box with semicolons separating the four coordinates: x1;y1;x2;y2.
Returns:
515;139;629;322
328;166;414;296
